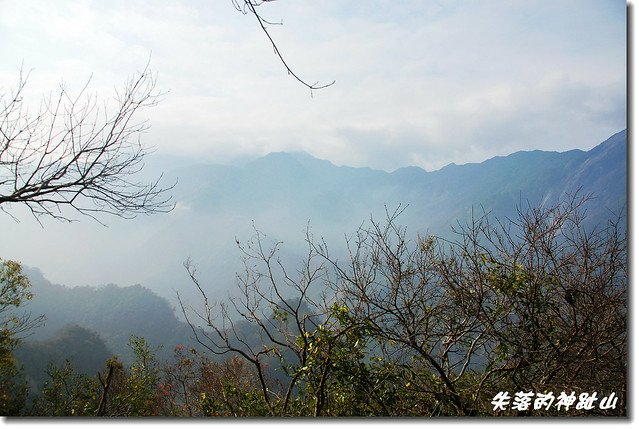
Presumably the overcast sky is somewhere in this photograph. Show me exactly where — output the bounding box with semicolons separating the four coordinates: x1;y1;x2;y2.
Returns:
0;0;627;172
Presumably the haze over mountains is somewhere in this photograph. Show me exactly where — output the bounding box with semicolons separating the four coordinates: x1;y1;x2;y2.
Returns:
0;129;627;309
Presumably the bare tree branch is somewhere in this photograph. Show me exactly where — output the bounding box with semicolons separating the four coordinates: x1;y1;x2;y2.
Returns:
232;0;335;93
0;63;175;224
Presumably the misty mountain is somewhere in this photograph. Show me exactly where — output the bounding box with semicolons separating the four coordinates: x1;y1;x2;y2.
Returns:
0;130;627;309
15;324;112;394
20;267;194;363
170;129;626;232
151;128;626;302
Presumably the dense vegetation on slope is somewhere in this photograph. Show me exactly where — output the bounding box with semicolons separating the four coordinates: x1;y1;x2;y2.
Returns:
15;325;112;396
18;271;196;363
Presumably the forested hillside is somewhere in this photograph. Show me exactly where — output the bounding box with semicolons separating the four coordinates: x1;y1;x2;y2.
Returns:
15;325;112;396
19;269;195;363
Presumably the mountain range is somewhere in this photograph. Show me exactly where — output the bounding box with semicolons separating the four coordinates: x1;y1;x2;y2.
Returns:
170;128;626;234
0;129;627;308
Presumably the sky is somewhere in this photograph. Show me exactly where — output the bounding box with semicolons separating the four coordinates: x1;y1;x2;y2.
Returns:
0;0;627;172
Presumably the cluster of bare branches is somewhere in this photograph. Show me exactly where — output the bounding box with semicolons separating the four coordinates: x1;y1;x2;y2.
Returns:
0;64;174;224
430;195;627;414
180;194;626;416
179;226;335;415
1;1;330;226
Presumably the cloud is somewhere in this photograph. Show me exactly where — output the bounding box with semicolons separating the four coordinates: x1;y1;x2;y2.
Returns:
0;0;626;172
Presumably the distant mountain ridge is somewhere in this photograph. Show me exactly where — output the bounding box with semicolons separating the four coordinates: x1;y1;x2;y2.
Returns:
130;129;624;300
168;129;626;235
0;129;627;308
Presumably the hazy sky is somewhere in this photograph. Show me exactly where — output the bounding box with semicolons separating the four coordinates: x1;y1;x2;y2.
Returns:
0;0;627;172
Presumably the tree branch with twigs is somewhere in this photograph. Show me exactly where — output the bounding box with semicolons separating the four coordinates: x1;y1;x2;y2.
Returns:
232;0;335;94
0;63;175;224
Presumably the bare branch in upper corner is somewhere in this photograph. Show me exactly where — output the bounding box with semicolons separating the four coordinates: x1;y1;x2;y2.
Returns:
232;0;335;92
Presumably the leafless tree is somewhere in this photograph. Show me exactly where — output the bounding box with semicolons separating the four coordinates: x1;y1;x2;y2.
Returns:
178;226;337;416
311;205;487;415
439;195;627;415
232;0;335;93
181;194;626;416
313;196;626;415
0;63;174;224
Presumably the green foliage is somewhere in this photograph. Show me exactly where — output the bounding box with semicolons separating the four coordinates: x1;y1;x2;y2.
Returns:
28;336;161;416
96;336;161;416
0;258;40;415
0;357;27;416
0;260;32;304
30;360;99;416
1;259;32;352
